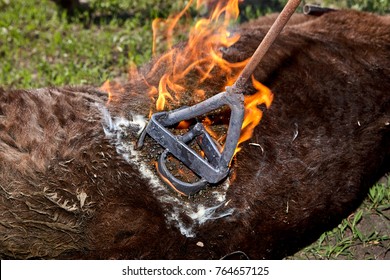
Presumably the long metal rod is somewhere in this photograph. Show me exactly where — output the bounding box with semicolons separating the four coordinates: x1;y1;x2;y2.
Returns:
232;0;302;92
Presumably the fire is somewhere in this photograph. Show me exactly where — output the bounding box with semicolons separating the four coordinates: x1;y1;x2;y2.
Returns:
100;80;113;103
237;76;273;154
148;0;245;111
100;80;126;103
148;0;273;154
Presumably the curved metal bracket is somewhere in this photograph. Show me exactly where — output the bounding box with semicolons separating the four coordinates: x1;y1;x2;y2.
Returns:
158;149;208;196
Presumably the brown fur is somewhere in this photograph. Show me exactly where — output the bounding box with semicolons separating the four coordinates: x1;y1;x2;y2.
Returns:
0;10;389;259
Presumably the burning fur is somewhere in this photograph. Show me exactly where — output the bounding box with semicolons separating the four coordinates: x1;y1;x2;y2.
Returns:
0;6;389;259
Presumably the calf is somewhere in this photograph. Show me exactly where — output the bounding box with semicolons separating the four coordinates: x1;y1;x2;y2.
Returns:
0;10;389;259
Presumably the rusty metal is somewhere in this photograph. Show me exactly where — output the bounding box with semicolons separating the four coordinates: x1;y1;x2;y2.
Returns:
137;0;302;196
232;0;303;92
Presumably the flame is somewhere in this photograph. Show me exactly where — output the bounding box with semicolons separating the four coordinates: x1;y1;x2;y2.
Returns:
148;0;245;112
148;0;273;155
100;80;126;104
236;76;273;154
176;120;192;129
100;80;113;103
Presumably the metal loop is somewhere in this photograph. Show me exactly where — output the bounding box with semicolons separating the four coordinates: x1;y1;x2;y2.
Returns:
158;149;208;196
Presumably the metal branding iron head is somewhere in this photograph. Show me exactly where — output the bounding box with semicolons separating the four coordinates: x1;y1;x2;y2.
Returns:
137;89;244;195
137;0;302;196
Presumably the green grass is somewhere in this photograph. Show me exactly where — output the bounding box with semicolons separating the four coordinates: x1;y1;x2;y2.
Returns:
0;0;172;88
0;0;389;259
290;179;390;259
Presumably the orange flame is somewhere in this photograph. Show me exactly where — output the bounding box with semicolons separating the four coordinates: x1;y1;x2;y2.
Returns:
148;0;273;155
100;79;129;105
100;80;113;103
149;0;245;112
236;76;273;154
